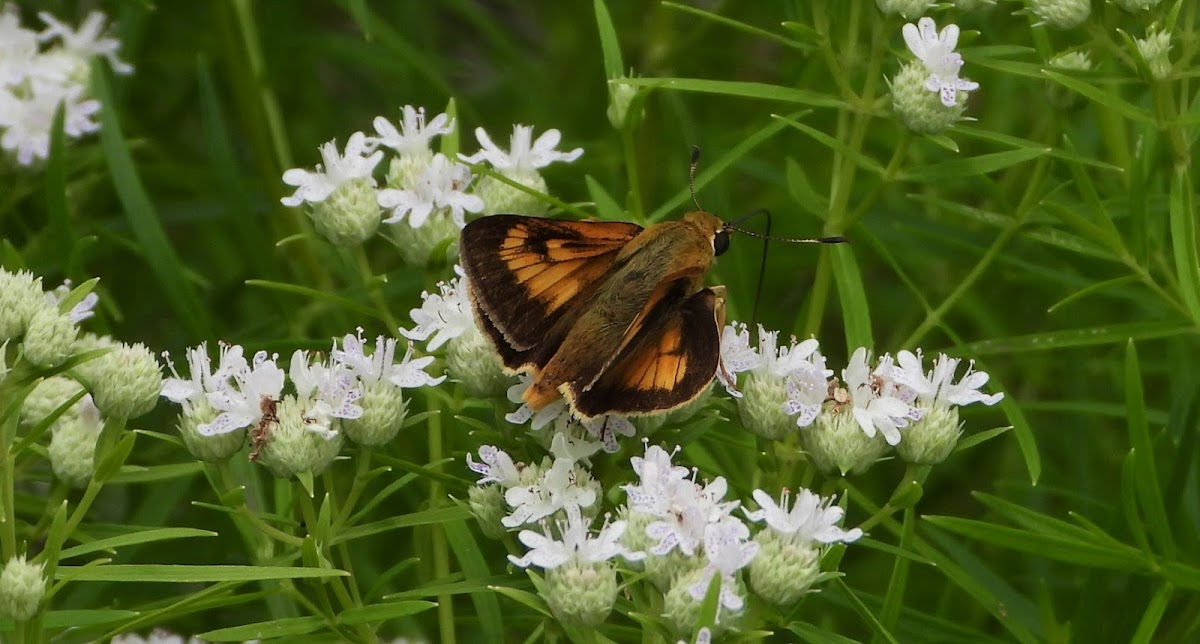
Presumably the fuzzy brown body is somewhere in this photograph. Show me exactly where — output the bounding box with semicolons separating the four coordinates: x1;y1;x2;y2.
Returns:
459;212;728;418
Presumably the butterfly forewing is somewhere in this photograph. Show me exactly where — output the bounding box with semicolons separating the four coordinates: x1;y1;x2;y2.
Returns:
459;215;644;355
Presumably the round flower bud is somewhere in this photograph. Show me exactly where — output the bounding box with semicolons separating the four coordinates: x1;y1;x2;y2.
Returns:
617;509;653;570
384;211;462;267
747;529;821;606
306;177;383;247
385;150;435;191
875;0;934;18
49;406;102;488
1135;30;1172;80
342;379;407;446
800;411;890;476
896;404;961;465
446;328;512;398
545;559;619;627
475;171;548;217
20;375;84;428
0;270;45;341
256;395;345;478
891;62;968;135
663;567;740;639
467;484;509;540
0;556;46;621
1114;0;1162;10
22;306;78;368
643;548;693;593
1029;0;1090;29
606;81;641;130
737;374;794;440
178;398;245;462
955;0;996;10
76;341;162;420
1046;52;1093;108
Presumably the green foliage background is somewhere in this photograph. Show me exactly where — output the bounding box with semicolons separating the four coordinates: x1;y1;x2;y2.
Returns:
2;0;1199;642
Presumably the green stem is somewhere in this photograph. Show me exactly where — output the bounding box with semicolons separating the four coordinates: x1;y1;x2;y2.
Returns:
427;391;457;644
353;250;399;331
621;124;644;222
1;440;16;559
333;447;373;532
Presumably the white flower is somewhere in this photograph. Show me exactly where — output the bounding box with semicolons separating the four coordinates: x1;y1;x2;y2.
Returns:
718;322;828;393
460;125;582;174
38;10;132;74
502;457;597;527
377;153;484;227
160;342;248;414
467;445;522;487
687;519;759;611
288;350;363;438
0;6;40;87
549;429;604;464
505;374;633;454
782;364;829;428
505;374;568;429
333;330;446;389
892;350;1004;407
280;132;382;207
509;506;643;569
717;323;756;396
44;279;98;323
841;348;920;446
745;488;863;544
0;80;100;166
902;17;979;107
370;105;454;157
201;350;286;436
625;443;690;507
399;269;475;351
641;475;740;557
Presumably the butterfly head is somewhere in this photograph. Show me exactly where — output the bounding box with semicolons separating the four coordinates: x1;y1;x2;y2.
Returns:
681;210;732;257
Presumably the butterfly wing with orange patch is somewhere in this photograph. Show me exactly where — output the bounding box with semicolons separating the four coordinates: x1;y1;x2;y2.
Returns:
564;285;721;417
459;215;644;372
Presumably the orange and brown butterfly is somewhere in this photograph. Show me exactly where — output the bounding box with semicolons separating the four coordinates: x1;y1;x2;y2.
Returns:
458;150;844;419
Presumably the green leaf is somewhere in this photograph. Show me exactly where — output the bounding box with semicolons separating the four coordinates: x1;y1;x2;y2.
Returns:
923;516;1147;571
972;492;1124;548
53;564;349;582
829;244;872;352
662;2;809;51
244;279;383;320
491;584;552;618
586;175;625;221
775;114;886;177
954;425;1012;452
899;148;1050;182
787;621;863;644
832;578;898;644
593;0;623;79
1169;168;1200;325
108;462;205;484
785;157;829;219
1041;70;1155;123
59;528;217;559
199;616;325;640
333;506;471;544
92;62;211;337
338;599;437;624
444;520;504;638
44;101;72;267
1124;341;1175;557
1130;584;1173;644
621;77;845;109
957;321;1194;356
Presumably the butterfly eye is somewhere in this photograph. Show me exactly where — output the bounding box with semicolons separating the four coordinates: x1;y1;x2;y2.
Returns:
713;229;731;256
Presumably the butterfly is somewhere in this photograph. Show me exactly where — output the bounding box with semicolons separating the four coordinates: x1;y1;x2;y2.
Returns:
459;210;732;419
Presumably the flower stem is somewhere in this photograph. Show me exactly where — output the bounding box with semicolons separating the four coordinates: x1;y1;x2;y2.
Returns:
427;390;457;644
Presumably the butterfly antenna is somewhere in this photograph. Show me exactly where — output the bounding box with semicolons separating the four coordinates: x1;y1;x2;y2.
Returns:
689;145;703;211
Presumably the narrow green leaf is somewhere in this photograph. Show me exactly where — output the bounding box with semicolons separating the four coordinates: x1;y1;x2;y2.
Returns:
622;77;845;109
832;578;898;644
829;244;872;352
199;616;325;640
1121;450;1153;553
662;2;808;50
586;175;625;222
775;114;886;177
785;158;829;219
59;528;216;559
45;102;72;264
788;621;867;644
923;517;1147;571
108;462;205;484
338;600;437;624
899;148;1050;182
24;609;138;629
53;564;348;582
444;520;504;638
490;584;552;618
1169;168;1200;325
1130;584;1174;644
972;492;1123;548
92;63;211;337
1041;70;1155;123
1124;341;1176;557
954;125;1123;172
333;506;471;544
244;279;383;320
958;321;1195;356
954;425;1012;452
593;0;623;79
1047;276;1140;314
1159;562;1200;590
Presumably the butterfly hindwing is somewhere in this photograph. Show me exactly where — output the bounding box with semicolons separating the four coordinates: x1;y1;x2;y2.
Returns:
459;215;644;360
565;286;721;417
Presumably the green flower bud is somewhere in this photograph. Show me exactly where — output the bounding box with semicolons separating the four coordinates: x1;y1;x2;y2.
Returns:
475;170;548;217
955;0;996;10
891;62;969;135
747;530;821;606
256;395;344;478
76;341;162;420
22;306;78;368
467;484;509;540
0;556;46;620
545;559;619;627
737;373;794;440
342;379;407;446
1114;0;1162;11
1135;29;1172;80
644;548;693;593
385;150;435;190
384;211;462;267
875;0;935;18
663;566;741;639
606;80;641;129
0;270;44;341
446;327;512;398
800;411;890;476
178;397;245;462
1029;0;1091;29
617;509;652;571
48;397;102;487
20;375;84;428
1050;51;1093;71
306;177;382;247
896;404;961;465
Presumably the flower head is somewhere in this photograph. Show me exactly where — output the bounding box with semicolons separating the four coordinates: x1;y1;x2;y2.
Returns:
38;10;131;74
370;105;454;157
399;268;475;351
201;350;286;437
0;555;45;620
280;132;382;208
467;445;523;487
377;153;484;228
902;18;979;107
745;488;863;544
0;80;100;165
503;457;598;528
842;348;920;446
509;506;643;569
460;125;582;174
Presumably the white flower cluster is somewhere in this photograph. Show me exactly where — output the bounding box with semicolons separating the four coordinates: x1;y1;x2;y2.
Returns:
159;332;443;471
902;17;978;108
0;7;131;166
279;104;582;258
466;441;861;633
720;323;1005;472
